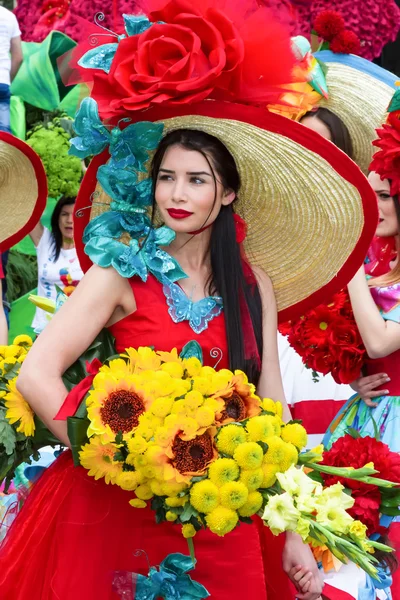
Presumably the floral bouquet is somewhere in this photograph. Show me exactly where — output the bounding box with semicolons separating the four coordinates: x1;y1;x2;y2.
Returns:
279;289;366;384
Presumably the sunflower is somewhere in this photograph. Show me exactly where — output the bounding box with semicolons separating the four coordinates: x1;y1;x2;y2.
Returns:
4;379;35;437
87;375;152;443
213;371;261;425
125;347;161;372
79;437;122;484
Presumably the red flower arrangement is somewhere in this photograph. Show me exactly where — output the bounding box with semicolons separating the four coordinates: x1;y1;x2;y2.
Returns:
312;9;361;56
280;289;366;384
320;435;400;535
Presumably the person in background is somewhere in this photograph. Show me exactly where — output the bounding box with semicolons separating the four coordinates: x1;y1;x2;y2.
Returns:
0;6;22;133
299;107;354;159
29;196;83;333
0;253;7;344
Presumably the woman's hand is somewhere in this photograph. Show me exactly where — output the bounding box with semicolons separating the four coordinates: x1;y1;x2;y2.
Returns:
351;372;390;407
283;532;323;600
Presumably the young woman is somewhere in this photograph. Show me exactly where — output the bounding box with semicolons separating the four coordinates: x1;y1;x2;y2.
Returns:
30;196;83;332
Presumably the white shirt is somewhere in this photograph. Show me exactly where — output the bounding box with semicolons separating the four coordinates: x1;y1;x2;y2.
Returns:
0;7;20;86
32;228;84;332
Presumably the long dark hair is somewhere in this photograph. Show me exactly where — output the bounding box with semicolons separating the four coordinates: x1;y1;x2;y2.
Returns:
151;129;263;383
300;107;354;159
50;196;75;261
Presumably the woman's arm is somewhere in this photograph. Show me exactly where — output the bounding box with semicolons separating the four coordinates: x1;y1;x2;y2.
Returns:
348;266;400;359
0;280;8;345
29;222;44;247
253;268;291;421
17;265;135;446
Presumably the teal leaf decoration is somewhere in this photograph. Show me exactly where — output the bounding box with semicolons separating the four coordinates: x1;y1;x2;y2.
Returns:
77;43;118;74
388;88;400;113
108;121;164;170
180;341;203;364
155;225;176;247
123;14;153;36
69;97;111;158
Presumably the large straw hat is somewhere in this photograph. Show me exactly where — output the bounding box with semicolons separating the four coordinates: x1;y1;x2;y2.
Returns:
74;101;377;322
314;51;398;174
0;132;47;252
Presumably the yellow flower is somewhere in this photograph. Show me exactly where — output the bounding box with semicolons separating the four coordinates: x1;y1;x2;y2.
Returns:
178;417;199;440
200;366;216;379
192;376;212;396
275;402;283;419
220;481;248;510
240;468;264;491
162;481;188;496
261;464;279;488
132;454;148;469
135;484;154;501
151;396;175;418
150;479;165;496
2;356;17;367
154;426;177;448
262;398;277;414
100;358;131;379
205;506;238;536
216;424;247;456
4;379;35;436
182;523;197;538
203;397;224;413
349;520;368;540
316;505;353;534
116;471;140;491
126;347;161;372
281;423;308;450
296;517;311;542
171;399;187;415
263;437;298;472
13;335;33;348
184;390;204;410
0;390;6;399
129;499;147;508
165;496;188;507
4;345;23;359
183;357;202;377
166;511;178;522
161;362;184;379
246;415;276;442
157;348;182;364
195;406;215;428
234;442;263;470
127;435;149;455
79;437;122;484
190;480;220;514
238;491;263;517
208;458;239;487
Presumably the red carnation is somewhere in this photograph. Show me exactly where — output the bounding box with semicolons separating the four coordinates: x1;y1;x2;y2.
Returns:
313;10;345;41
330;30;361;55
279;321;293;336
371;111;400;198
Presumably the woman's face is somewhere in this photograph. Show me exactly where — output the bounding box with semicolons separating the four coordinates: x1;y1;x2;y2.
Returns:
155;145;235;233
368;171;398;237
301;115;332;141
58;203;75;239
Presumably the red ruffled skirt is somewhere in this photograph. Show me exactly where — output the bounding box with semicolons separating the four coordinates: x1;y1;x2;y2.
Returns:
0;451;294;599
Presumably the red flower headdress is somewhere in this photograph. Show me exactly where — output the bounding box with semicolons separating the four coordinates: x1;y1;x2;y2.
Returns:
370;89;400;198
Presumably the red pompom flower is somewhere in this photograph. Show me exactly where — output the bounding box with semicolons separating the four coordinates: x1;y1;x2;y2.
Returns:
330;30;361;55
313;10;345;41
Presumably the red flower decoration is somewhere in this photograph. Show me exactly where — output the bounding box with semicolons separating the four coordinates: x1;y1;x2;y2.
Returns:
313;10;345;41
371;111;400;198
301;306;337;346
330;29;361;55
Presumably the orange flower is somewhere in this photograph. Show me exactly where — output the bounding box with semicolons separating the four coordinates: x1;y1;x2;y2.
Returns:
213;372;261;425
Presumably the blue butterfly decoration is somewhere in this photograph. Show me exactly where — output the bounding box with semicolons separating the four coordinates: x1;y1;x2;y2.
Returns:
163;280;223;334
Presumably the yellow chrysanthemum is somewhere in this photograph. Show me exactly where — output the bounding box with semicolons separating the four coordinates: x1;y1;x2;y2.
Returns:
246;416;276;442
190;480;220;514
205;506;238;536
237;491;263;517
154;426;177;448
200;366;216;379
195;406;215;428
203;397;224;414
182;523;197;538
135;484;154;501
126;347;161;372
141;371;177;398
166;511;178;522
150;479;165;496
116;471;141;491
132;454;148;469
216;424;247;456
1;356;18;369
157;348;182;364
13;335;33;348
220;481;248;510
161;362;184;379
171;399;187;415
4;379;35;436
177;417;199;440
234;442;263;470
4;345;24;359
192;376;212;396
79;437;122;484
0;390;6;399
162;481;188;497
129;499;147;508
263;437;298;471
127;435;149;455
165;496;188;507
281;423;308;450
261;464;280;488
208;458;239;488
262;398;277;414
183;357;202;377
151;396;175;418
240;468;264;491
164;414;179;430
184;390;204;409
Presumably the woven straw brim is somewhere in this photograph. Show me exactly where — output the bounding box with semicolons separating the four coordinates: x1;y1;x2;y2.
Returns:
319;63;394;174
0;140;38;244
89;115;365;313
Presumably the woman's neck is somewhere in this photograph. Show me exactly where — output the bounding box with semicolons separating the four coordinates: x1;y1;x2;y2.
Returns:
165;229;212;272
62;237;75;250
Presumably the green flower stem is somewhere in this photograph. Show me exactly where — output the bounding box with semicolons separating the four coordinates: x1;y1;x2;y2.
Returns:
187;538;196;564
304;462;399;488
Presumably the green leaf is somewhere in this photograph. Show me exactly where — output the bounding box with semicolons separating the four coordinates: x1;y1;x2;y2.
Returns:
0;408;17;455
371;416;380;442
287;419;303;425
180;341;203;364
388;89;400;113
346;428;362;439
115;431;123;445
239;516;253;525
380;506;400;517
67;416;90;466
180;502;199;523
256;441;269;454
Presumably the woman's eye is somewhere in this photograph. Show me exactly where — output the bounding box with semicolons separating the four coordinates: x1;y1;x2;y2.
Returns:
158;174;172;181
379;193;391;200
191;177;205;185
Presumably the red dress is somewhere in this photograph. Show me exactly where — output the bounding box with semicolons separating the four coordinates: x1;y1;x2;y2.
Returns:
0;275;294;600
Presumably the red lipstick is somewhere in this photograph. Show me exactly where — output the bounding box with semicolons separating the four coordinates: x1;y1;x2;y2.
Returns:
167;209;193;219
